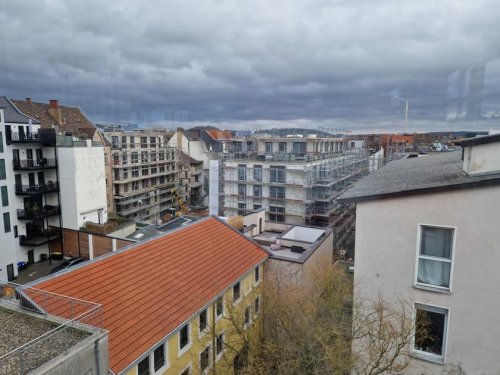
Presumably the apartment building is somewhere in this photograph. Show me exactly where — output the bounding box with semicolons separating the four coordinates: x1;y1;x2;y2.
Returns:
0;97;107;281
216;135;369;233
105;130;189;223
339;134;500;374
31;217;268;375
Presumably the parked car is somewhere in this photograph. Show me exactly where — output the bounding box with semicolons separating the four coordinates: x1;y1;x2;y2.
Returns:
49;258;86;275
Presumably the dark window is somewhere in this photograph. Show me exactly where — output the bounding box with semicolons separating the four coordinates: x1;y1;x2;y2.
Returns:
180;367;191;375
265;142;273;153
415;306;447;357
278;142;287;152
253;165;262;181
13;225;18;238
216;333;224;356
270;166;286;183
292;141;306;154
269;206;285;223
0;131;3;153
179;323;190;350
255;266;260;283
141;136;147;148
137;356;150;375
253;204;262;210
3;212;10;233
238;164;246;181
237;203;246;216
0;159;5;180
199;309;207;333
244;306;251;325
216;297;223;318
154;344;165;371
1;186;8;206
238;184;246;197
253;185;262;197
200;345;210;372
130;136;135;148
233;282;240;302
255;297;260;315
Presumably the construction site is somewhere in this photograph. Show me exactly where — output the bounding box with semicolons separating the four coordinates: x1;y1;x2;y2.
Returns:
210;134;383;252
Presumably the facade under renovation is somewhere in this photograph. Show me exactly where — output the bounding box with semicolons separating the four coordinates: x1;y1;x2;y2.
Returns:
214;136;372;242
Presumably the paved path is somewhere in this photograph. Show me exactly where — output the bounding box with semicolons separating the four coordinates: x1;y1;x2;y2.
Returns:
15;260;64;285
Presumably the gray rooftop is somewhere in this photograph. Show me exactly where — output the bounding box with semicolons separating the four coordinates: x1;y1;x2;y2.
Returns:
127;216;203;241
339;151;500;203
0;96;40;125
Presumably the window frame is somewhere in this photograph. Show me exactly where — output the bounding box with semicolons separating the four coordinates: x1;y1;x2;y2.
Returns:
255;296;261;316
233;281;241;305
178;322;191;357
199;308;209;337
244;305;251;329
254;265;260;285
216;331;225;361
152;342;168;373
215;296;224;321
414;224;456;292
412;303;450;364
137;355;150;375
199;343;212;374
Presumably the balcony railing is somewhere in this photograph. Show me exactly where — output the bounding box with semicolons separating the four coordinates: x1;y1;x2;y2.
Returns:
17;205;60;220
15;182;59;195
19;228;61;246
13;158;57;171
7;132;41;143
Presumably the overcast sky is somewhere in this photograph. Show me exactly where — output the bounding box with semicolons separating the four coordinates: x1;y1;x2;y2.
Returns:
1;0;500;133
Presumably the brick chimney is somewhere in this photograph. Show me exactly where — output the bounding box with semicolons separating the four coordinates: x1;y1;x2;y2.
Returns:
48;99;62;125
25;98;32;104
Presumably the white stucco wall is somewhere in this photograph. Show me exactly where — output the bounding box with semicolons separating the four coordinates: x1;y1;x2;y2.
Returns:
58;142;107;230
463;143;500;175
353;186;500;374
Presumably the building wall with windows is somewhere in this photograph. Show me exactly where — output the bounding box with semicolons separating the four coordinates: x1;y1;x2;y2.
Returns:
120;264;264;375
352;186;500;374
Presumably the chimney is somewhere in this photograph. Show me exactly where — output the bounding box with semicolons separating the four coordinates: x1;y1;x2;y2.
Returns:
25;98;32;104
48;99;62;125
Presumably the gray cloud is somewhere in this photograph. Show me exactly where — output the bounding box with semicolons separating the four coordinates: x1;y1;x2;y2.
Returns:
1;0;500;132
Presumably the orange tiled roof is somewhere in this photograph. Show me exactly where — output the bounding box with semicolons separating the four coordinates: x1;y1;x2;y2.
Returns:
33;217;268;374
206;129;232;140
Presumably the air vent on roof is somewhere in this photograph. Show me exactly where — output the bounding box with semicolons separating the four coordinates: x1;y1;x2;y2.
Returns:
291;245;305;253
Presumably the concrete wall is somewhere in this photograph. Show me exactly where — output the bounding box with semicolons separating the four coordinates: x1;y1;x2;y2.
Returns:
58;142;108;230
353;186;500;374
463;142;500;175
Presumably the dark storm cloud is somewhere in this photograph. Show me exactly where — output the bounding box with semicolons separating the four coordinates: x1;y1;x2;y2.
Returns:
1;0;500;132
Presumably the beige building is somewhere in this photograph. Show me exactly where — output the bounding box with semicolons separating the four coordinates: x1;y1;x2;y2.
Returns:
105;129;189;223
340;134;500;374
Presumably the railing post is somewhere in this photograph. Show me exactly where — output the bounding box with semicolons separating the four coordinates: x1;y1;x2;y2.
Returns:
18;349;23;375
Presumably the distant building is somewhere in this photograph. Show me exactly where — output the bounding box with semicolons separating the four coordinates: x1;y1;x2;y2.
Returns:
31;217;268;375
340;134;500;374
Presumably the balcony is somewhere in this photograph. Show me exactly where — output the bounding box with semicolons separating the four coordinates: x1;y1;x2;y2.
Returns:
7;132;41;143
17;205;60;220
19;228;61;246
6;129;57;146
13;158;57;171
15;182;59;195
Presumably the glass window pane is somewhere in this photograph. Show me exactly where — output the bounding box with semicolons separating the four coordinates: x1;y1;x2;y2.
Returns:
0;160;5;180
415;309;446;356
1;186;8;206
417;258;450;288
421;227;452;258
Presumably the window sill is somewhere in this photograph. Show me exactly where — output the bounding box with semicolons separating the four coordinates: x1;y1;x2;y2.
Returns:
411;350;444;365
413;284;451;295
233;298;241;306
152;363;169;375
178;343;192;358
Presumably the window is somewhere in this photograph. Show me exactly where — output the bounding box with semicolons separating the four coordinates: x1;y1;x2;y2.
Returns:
141;151;148;163
253;165;262;182
238;184;246;197
292;141;306;154
265;142;273;153
154;344;166;371
269;186;285;205
269;206;285;223
121;135;127;148
180;365;191;375
3;212;11;233
237;164;246;181
1;186;8;206
270;166;286;183
216;297;223;319
132;167;139;177
122;153;128;163
254;266;260;283
130;136;135;148
199;308;207;333
0;159;5;180
142;167;149;176
138;356;150;375
131;152;139;164
179;323;190;352
253;204;262;210
0;132;3;153
253;185;262;197
200;345;211;373
278;142;287;152
414;304;448;363
416;226;454;289
216;333;224;358
141;136;148;148
13;225;18;238
255;296;260;315
237;203;246;216
233;282;241;303
244;306;251;327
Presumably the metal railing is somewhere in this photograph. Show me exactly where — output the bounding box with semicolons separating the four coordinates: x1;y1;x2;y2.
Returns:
0;281;103;375
17;206;60;220
7;132;41;143
14;182;59;195
13;158;57;170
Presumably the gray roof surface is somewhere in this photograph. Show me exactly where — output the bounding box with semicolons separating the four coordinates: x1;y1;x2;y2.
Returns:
0;96;40;124
127;216;203;241
339;151;500;203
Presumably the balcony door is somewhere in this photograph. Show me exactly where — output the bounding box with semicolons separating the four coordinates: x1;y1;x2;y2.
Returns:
26;149;34;167
28;173;35;187
36;149;43;165
26;220;43;237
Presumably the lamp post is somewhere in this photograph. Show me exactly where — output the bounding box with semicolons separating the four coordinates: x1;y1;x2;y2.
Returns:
394;96;409;134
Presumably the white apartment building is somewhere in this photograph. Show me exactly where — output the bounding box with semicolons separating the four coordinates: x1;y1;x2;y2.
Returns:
218;136;369;231
339;134;500;374
106;130;188;223
0;97;108;281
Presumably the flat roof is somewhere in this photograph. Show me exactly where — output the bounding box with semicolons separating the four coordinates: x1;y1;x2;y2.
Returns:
339;151;500;203
127;216;203;241
459;133;500;147
281;226;325;243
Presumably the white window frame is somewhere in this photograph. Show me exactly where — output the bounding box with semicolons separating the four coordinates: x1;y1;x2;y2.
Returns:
137;354;150;375
151;341;169;374
412;303;450;364
179;362;192;375
178;322;192;358
254;265;261;286
215;331;225;362
414;224;456;293
233;281;241;305
199;343;212;375
215;296;224;322
244;305;252;329
198;307;209;338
